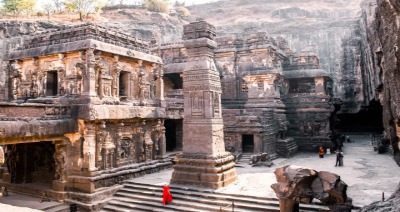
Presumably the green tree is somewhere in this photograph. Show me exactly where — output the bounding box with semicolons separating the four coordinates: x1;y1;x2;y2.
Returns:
143;0;169;13
64;0;105;21
3;0;36;14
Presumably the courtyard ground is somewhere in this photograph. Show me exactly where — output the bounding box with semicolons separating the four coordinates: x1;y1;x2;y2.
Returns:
0;133;399;210
133;133;400;207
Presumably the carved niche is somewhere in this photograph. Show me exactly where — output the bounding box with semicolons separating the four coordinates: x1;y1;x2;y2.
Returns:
10;61;22;99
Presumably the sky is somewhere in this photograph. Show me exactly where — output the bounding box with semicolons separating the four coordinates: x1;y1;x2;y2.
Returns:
34;0;221;11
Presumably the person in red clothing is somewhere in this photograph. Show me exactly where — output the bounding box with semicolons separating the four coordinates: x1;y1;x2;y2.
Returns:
319;146;325;158
162;183;173;205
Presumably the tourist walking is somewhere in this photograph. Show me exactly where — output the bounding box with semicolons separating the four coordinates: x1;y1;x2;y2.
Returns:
162;183;173;205
334;149;340;166
338;151;344;166
319;146;325;158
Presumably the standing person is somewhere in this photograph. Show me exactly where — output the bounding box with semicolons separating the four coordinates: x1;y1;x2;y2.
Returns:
339;151;344;166
334;149;340;166
319;146;325;158
162;183;173;205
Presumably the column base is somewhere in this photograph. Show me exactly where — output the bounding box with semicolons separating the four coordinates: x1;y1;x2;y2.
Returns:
171;152;237;189
52;180;67;192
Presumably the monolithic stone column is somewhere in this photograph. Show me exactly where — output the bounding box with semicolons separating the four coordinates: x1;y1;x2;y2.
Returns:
171;21;237;189
156;64;165;101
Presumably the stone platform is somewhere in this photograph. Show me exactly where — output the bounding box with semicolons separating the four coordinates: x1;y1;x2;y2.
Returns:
171;152;237;189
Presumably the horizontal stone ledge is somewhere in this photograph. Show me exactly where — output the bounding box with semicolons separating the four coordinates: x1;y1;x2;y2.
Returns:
173;162;236;173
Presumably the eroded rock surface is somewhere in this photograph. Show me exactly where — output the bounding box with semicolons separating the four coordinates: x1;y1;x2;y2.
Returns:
271;165;352;211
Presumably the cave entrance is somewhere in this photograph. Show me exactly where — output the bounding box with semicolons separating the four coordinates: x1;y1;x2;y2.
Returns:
242;134;254;153
164;119;183;152
6;142;55;185
336;100;384;133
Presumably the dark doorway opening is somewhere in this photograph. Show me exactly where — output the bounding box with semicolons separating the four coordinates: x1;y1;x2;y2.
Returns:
336;100;384;133
8;142;55;184
242;134;254;153
119;72;129;97
46;71;58;96
165;73;183;89
164;119;182;152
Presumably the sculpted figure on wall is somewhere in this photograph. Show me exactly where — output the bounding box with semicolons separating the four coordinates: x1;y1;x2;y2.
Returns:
145;129;153;161
152;119;166;158
11;61;22;99
136;121;146;162
33;58;46;97
54;145;67;181
138;61;150;101
57;54;66;96
112;56;122;97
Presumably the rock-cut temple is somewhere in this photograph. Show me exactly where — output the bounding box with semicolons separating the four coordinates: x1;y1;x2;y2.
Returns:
0;21;334;210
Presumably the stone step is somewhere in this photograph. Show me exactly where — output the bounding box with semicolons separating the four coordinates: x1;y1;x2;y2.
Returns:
104;198;201;212
101;181;330;212
118;188;281;211
119;182;329;211
105;196;217;212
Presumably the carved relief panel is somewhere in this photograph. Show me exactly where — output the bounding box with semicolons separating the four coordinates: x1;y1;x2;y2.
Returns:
190;92;204;117
65;54;84;95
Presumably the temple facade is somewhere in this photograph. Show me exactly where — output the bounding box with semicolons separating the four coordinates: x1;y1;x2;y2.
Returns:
0;24;171;210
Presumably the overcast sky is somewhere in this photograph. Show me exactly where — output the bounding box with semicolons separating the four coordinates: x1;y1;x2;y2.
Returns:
34;0;221;11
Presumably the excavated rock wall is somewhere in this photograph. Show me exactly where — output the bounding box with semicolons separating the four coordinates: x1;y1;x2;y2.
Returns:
360;0;400;165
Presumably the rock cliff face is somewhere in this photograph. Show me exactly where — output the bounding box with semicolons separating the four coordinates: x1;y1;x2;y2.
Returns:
360;0;400;165
188;0;365;113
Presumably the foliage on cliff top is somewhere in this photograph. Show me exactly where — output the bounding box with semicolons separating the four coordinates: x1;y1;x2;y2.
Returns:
143;0;169;13
2;0;36;14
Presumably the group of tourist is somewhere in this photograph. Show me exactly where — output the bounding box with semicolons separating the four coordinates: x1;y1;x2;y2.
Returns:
318;146;345;166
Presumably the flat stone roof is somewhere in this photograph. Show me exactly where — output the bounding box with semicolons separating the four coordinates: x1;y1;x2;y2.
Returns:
6;23;162;64
283;69;332;79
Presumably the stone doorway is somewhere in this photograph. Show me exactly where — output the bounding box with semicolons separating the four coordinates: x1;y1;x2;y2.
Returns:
7;142;55;184
165;119;183;151
242;134;254;153
46;71;58;96
119;71;129;97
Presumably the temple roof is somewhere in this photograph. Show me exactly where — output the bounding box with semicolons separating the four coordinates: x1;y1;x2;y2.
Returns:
6;23;162;64
283;69;332;79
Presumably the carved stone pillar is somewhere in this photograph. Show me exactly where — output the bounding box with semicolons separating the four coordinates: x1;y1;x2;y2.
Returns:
315;77;325;95
156;64;165;101
52;141;68;192
83;123;97;171
83;49;97;97
171;21;237;189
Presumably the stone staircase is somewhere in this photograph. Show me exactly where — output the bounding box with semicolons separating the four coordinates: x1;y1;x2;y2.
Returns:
237;152;253;164
275;138;299;158
101;181;330;212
